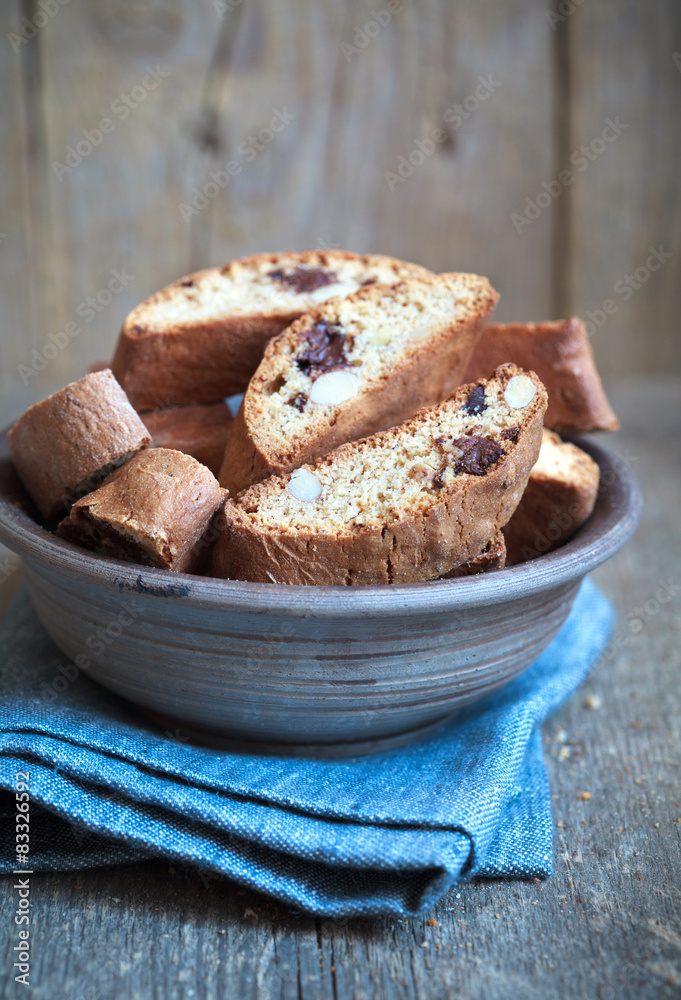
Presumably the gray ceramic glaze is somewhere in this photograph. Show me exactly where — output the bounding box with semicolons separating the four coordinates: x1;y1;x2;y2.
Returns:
0;430;641;756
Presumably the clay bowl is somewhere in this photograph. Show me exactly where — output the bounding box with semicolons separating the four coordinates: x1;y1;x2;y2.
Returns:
0;429;641;756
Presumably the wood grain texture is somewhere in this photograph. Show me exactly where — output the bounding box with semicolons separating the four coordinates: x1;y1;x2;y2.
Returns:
199;0;556;324
567;0;681;377
0;376;679;1000
5;0;678;429
0;2;54;422
35;0;220;388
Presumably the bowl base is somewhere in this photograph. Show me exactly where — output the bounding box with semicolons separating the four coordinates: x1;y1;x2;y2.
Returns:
139;708;455;758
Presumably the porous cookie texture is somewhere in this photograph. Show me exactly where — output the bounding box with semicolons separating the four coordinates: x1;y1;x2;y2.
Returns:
211;364;547;585
440;529;506;578
111;251;433;409
141;402;233;478
8;369;151;523
56;448;226;573
219;273;499;494
463;316;619;433
503;428;600;564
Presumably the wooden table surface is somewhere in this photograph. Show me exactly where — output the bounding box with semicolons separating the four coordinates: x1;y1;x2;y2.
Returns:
1;376;680;1000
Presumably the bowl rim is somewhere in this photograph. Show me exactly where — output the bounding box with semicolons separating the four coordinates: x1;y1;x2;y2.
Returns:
0;429;641;618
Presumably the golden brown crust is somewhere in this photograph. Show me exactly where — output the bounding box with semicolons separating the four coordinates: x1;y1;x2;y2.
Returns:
55;448;226;573
212;365;547;585
8;370;151;522
219;274;499;494
111;251;433;409
463;317;619;433
140;402;233;478
112;312;291;411
502;429;600;564
440;529;506;578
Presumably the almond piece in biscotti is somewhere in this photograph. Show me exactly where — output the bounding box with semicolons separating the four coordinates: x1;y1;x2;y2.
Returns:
111;250;433;409
211;363;546;586
219;272;499;495
463;316;619;433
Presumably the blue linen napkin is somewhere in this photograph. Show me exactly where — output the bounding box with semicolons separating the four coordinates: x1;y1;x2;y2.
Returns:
0;578;613;918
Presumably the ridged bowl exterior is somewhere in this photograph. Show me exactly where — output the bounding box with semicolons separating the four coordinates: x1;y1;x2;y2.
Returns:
0;432;641;755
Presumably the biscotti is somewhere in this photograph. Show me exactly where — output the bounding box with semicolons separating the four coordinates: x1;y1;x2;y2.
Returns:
56;448;226;572
211;364;547;585
111;251;433;410
219;273;499;495
503;429;600;564
441;530;506;578
8;370;151;522
463;317;619;433
141;402;233;477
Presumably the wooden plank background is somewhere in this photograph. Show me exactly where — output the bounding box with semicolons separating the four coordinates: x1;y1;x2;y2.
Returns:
0;375;680;999
0;0;679;420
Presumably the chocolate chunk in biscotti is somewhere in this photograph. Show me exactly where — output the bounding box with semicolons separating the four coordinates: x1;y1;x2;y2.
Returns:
140;402;233;478
450;436;505;476
218;272;499;495
8;370;151;523
110;250;433;410
294;319;348;374
56;448;226;573
211;364;547;586
503;428;600;564
463;316;619;433
461;384;487;416
267;265;338;293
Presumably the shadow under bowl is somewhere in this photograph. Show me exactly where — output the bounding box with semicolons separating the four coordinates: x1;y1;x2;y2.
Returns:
0;430;641;756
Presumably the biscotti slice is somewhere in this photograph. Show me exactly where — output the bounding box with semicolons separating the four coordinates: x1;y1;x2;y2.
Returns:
111;251;433;410
463;317;619;433
440;530;506;578
141;402;233;477
219;273;499;494
8;370;151;523
211;364;546;586
503;429;600;565
56;448;226;573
